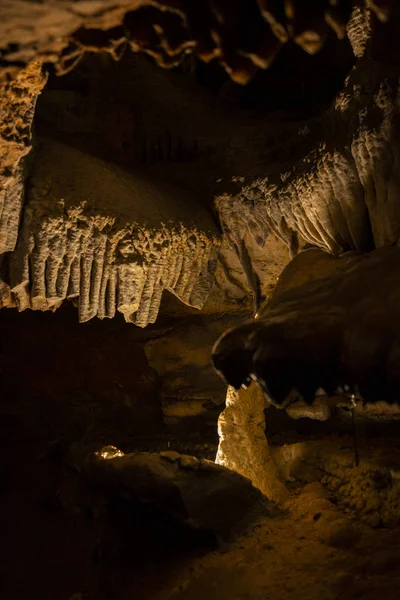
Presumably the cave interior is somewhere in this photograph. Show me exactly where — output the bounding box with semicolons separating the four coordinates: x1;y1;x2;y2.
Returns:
2;1;400;599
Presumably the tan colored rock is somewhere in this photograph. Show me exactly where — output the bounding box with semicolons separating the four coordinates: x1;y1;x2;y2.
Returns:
286;397;332;421
0;277;14;309
216;39;400;261
208;230;292;314
216;385;288;503
0;0;384;85
0;62;47;254
10;137;220;326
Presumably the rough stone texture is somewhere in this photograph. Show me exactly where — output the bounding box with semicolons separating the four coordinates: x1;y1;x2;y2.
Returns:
216;385;288;503
208;231;294;313
323;458;400;528
285;396;335;421
152;233;291;317
216;11;400;267
0;5;398;328
144;315;240;426
213;246;400;409
0;62;47;254
0;0;389;84
218;63;400;256
31;50;298;315
2;7;398;325
271;438;400;529
9;137;220;326
83;448;274;541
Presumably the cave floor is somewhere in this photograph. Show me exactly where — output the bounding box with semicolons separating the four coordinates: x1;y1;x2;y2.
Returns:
2;435;400;600
4;506;400;600
154;500;400;600
157;437;400;600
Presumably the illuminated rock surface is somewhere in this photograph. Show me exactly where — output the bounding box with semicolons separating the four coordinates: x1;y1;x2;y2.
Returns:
2;4;400;600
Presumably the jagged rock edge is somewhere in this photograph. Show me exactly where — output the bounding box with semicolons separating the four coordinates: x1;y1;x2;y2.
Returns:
8;206;220;327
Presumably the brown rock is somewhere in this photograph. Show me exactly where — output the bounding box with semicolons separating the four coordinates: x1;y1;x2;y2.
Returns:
179;454;200;470
318;518;361;549
160;451;181;463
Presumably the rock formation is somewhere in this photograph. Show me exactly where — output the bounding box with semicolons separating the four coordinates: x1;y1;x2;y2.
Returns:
9;137;220;325
2;0;400;486
0;3;399;325
216;384;288;502
0;1;392;82
4;4;400;599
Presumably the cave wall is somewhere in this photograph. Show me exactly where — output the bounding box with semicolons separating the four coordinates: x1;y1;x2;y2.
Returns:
0;299;238;458
2;4;400;467
0;305;162;451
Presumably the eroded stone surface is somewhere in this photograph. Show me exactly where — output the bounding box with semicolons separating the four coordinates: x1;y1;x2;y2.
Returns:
215;7;400;274
213;247;400;409
217;58;400;268
9;138;220;326
2;7;399;326
0;0;388;84
216;385;288;503
0;62;47;254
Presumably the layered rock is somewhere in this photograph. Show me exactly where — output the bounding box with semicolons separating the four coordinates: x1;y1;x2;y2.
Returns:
144;317;229;424
9;138;220;326
216;8;400;267
218;65;400;260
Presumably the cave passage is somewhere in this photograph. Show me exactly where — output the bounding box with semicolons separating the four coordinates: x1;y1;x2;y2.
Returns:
2;3;400;600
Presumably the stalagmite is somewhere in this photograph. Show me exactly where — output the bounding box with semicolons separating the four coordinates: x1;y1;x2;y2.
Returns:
216;384;288;503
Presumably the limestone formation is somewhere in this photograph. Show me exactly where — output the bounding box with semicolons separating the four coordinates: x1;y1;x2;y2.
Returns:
214;6;400;285
9;138;220;325
1;5;399;325
3;4;400;600
217;62;400;269
216;385;288;503
0;62;47;254
0;1;391;84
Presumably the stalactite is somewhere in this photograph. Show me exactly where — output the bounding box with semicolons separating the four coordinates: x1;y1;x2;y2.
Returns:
9;139;220;326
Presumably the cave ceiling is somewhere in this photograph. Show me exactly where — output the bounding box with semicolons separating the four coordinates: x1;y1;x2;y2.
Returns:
0;0;399;326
